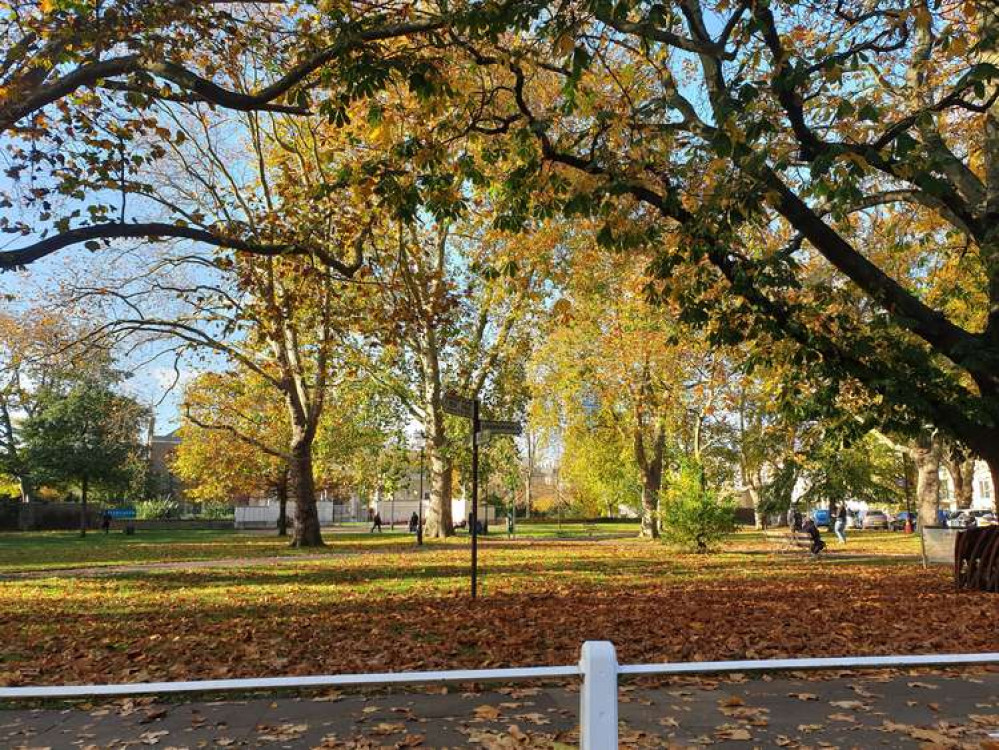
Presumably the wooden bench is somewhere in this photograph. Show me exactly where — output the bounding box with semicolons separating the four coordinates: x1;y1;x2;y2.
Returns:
763;528;814;554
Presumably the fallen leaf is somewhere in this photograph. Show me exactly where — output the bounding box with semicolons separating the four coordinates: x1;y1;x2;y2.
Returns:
475;704;502;720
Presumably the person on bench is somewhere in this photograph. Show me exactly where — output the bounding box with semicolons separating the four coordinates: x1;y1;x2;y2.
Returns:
801;516;826;556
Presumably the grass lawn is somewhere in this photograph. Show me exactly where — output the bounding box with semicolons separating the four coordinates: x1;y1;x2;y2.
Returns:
0;524;919;573
0;529;343;573
0;527;986;689
0;525;639;573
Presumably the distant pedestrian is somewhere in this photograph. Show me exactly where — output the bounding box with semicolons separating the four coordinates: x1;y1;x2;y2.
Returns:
802;517;826;556
789;506;803;532
409;512;419;533
834;504;847;544
370;512;383;533
101;511;112;535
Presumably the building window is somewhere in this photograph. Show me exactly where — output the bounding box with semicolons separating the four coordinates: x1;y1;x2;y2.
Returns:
939;478;953;502
980;479;993;501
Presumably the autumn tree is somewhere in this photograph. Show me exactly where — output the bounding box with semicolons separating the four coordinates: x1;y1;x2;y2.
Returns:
532;239;726;537
311;1;999;493
175;371;291;534
0;1;445;270
348;212;549;538
70;100;388;546
559;425;640;517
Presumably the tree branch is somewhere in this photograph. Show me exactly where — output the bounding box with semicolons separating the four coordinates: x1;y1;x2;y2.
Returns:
0;222;363;277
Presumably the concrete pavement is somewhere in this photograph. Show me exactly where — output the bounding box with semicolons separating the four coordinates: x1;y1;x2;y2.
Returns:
3;669;999;748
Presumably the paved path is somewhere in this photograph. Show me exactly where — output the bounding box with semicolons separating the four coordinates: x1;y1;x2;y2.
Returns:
0;535;647;581
0;555;337;581
3;670;998;748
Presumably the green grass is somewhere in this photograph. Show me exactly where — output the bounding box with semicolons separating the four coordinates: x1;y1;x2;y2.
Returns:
724;527;923;555
0;523;923;574
0;529;339;573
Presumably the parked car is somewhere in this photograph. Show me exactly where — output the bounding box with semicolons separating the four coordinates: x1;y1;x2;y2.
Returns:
811;508;831;528
947;509;996;529
862;510;889;530
969;510;997;527
947;511;976;528
889;511;918;531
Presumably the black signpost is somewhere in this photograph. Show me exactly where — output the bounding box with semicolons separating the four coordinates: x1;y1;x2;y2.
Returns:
470;398;480;599
442;392;521;599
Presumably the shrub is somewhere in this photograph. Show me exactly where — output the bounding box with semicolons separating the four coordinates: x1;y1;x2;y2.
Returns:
660;462;737;553
134;498;179;520
198;501;234;520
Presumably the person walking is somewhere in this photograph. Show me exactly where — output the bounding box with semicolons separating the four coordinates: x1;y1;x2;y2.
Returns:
834;503;848;544
370;512;383;533
409;512;419;533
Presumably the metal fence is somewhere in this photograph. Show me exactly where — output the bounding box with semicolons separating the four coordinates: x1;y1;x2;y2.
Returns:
3;642;999;749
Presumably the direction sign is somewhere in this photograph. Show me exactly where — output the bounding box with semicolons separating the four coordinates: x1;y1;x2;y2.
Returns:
478;419;522;436
442;392;475;419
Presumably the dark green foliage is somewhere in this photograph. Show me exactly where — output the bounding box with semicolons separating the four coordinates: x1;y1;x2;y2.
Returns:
20;381;148;500
661;462;737;553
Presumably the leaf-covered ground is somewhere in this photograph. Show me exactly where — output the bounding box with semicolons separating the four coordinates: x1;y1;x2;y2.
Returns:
0;532;990;690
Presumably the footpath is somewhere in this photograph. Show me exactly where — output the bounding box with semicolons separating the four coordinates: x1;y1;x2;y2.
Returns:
3;669;999;748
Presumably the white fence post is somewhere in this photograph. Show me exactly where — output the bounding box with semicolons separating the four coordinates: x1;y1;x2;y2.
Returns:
579;640;618;750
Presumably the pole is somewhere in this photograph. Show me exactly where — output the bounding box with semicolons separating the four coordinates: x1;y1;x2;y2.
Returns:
579;641;619;750
417;442;424;546
471;398;480;599
903;451;916;535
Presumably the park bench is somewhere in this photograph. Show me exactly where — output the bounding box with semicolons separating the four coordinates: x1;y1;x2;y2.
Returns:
763;528;813;554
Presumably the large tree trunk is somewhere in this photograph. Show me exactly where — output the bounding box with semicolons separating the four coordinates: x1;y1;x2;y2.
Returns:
638;447;664;539
288;432;323;547
945;454;976;510
424;441;453;538
421;364;453;538
276;468;289;538
635;415;665;539
639;471;660;538
748;485;764;529
912;433;943;528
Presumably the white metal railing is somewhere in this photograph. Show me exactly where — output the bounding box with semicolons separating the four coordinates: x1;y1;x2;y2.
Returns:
3;642;999;750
